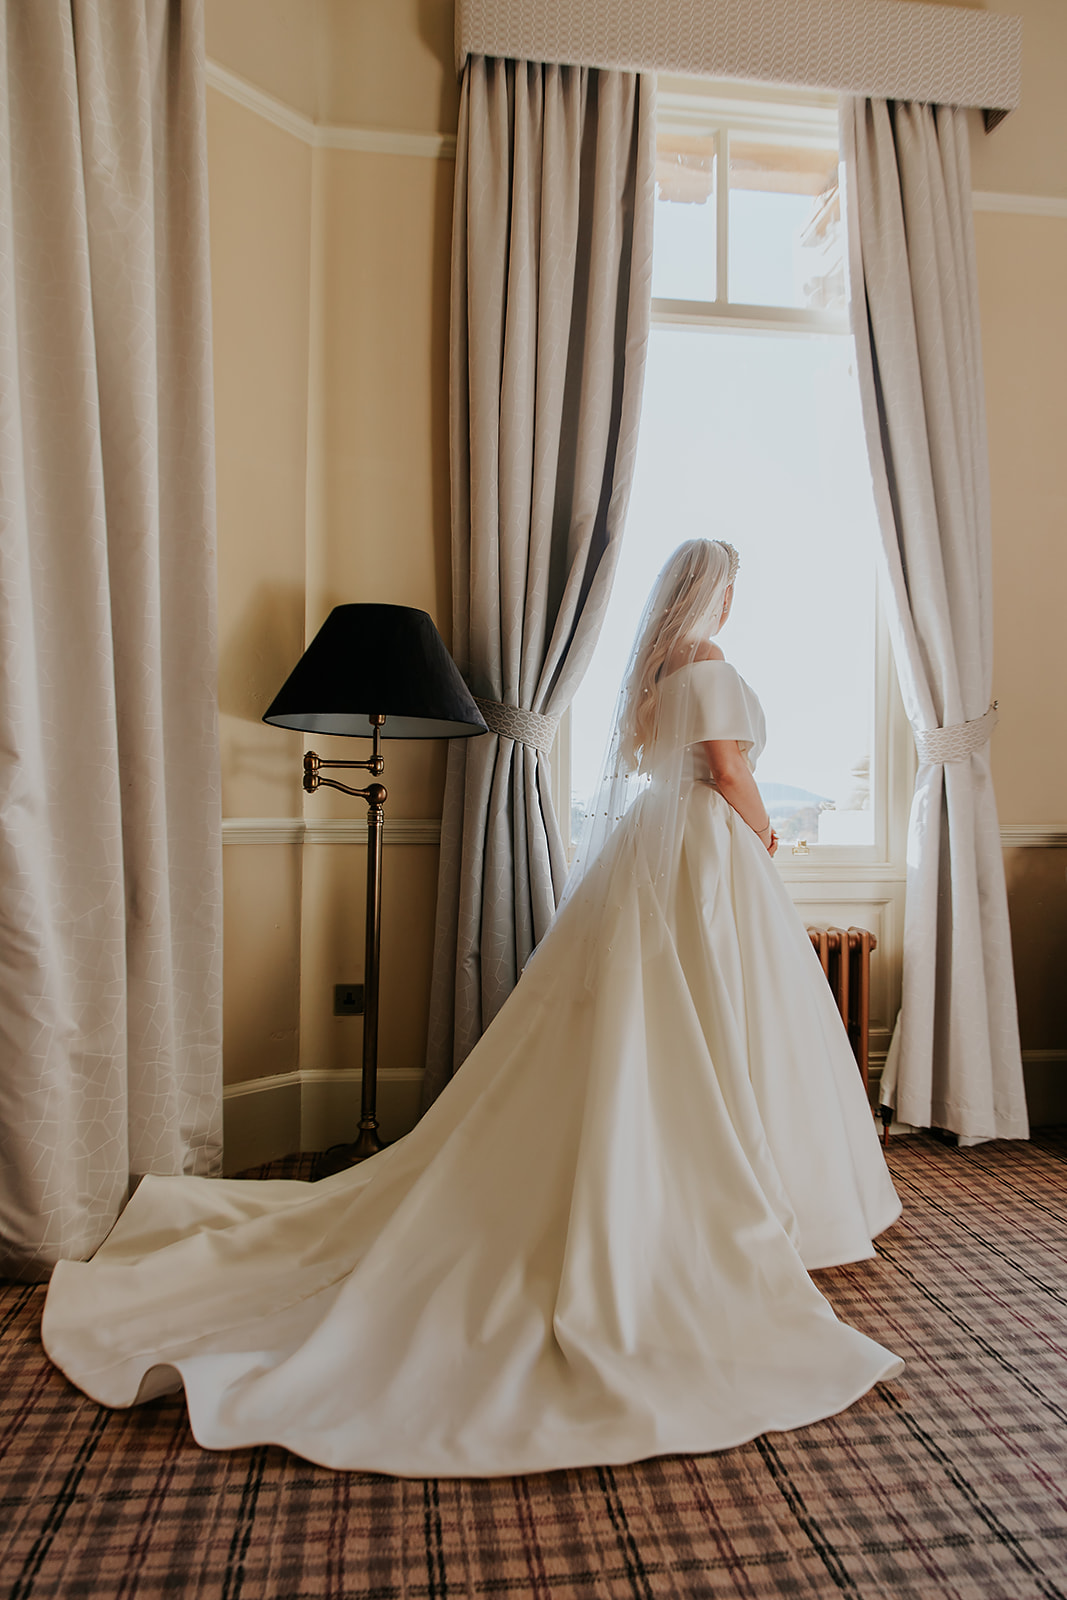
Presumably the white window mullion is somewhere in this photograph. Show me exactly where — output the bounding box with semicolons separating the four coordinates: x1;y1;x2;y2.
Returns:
715;126;729;307
652;300;850;336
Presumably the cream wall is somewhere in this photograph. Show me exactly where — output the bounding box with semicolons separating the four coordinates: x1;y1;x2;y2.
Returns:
964;0;1067;1108
208;85;311;1133
208;0;1067;1167
208;1;457;1168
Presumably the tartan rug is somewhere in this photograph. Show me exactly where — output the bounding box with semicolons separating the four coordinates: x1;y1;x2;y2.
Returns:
2;1132;1066;1600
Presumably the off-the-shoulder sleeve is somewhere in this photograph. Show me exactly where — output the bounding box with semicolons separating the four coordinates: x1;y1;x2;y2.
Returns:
655;661;766;765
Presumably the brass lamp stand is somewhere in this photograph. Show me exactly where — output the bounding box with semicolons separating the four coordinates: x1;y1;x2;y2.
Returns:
263;603;487;1176
303;717;387;1164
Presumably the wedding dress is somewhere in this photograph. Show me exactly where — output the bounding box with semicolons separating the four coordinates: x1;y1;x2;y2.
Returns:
43;650;903;1478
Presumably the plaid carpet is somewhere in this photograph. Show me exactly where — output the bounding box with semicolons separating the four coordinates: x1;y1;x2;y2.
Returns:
2;1132;1067;1600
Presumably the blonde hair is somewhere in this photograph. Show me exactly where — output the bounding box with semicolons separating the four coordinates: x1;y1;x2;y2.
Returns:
619;540;738;763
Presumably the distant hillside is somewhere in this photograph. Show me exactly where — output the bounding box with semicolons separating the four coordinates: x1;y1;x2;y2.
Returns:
758;781;831;810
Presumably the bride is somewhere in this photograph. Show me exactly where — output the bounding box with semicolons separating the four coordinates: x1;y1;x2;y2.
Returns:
43;539;902;1478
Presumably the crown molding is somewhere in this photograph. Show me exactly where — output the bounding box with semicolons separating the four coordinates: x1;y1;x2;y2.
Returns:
203;64;1066;209
205;61;456;160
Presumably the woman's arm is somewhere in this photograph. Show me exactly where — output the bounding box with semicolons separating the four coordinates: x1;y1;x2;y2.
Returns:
702;739;779;856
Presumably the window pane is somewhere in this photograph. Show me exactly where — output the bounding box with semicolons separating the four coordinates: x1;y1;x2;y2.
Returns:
570;329;878;847
728;139;844;310
652;134;716;302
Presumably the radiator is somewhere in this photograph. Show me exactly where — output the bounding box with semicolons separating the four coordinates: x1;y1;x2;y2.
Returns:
807;926;876;1090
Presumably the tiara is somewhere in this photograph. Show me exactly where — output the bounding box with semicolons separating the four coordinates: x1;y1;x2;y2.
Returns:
717;541;740;585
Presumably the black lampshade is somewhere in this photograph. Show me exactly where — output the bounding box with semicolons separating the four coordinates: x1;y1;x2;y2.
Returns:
263;604;488;739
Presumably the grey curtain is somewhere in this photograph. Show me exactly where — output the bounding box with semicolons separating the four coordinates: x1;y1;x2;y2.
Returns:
843;98;1027;1143
0;0;222;1280
424;57;655;1104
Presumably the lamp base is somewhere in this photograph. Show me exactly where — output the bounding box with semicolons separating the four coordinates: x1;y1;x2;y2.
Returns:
312;1123;386;1180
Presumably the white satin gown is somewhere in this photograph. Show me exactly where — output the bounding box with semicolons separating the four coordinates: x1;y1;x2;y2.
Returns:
43;661;903;1477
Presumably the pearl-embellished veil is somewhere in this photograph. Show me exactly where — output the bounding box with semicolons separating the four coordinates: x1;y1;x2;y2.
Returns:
556;539;740;951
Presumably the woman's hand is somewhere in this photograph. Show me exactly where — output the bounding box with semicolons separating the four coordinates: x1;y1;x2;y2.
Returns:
704;739;778;856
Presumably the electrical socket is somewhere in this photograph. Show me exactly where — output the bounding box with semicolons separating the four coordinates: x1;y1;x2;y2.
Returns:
333;983;364;1016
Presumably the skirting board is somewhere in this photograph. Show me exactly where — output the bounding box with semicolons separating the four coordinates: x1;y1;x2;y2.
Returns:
224;1048;1066;1173
223;1069;424;1174
228;1052;894;1171
1022;1051;1067;1128
874;1052;1067;1131
223;1075;302;1175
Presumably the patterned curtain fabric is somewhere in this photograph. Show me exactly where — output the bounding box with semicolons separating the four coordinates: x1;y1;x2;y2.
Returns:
842;98;1027;1143
0;0;222;1280
423;57;654;1105
455;0;1022;125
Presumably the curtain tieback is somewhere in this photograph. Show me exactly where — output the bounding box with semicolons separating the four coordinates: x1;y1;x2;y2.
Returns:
473;697;559;754
914;702;998;764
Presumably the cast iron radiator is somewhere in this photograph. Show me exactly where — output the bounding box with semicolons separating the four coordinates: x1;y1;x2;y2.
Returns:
806;926;876;1090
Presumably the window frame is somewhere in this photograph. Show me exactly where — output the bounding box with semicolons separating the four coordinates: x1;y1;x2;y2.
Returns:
554;77;913;881
654;77;850;335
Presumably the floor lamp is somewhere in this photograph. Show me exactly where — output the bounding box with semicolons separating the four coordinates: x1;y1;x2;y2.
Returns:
264;604;486;1172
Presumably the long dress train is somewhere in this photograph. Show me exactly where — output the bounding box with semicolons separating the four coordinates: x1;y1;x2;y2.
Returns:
43;660;902;1477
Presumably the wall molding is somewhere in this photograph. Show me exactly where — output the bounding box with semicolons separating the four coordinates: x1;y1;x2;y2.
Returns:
206;60;315;142
222;1067;425;1173
973;191;1067;220
222;818;304;846
205;63;1067;215
1021;1050;1067;1130
222;817;442;846
224;1066;424;1100
205;61;457;160
777;861;905;884
224;1068;302;1100
223;818;1067;851
1000;825;1067;848
222;1049;1067;1171
318;125;457;160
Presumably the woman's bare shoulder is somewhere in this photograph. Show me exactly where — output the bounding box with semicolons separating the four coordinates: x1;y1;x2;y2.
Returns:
662;641;727;681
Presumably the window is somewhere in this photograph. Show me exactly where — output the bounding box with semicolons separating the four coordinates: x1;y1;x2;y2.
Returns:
567;81;909;865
